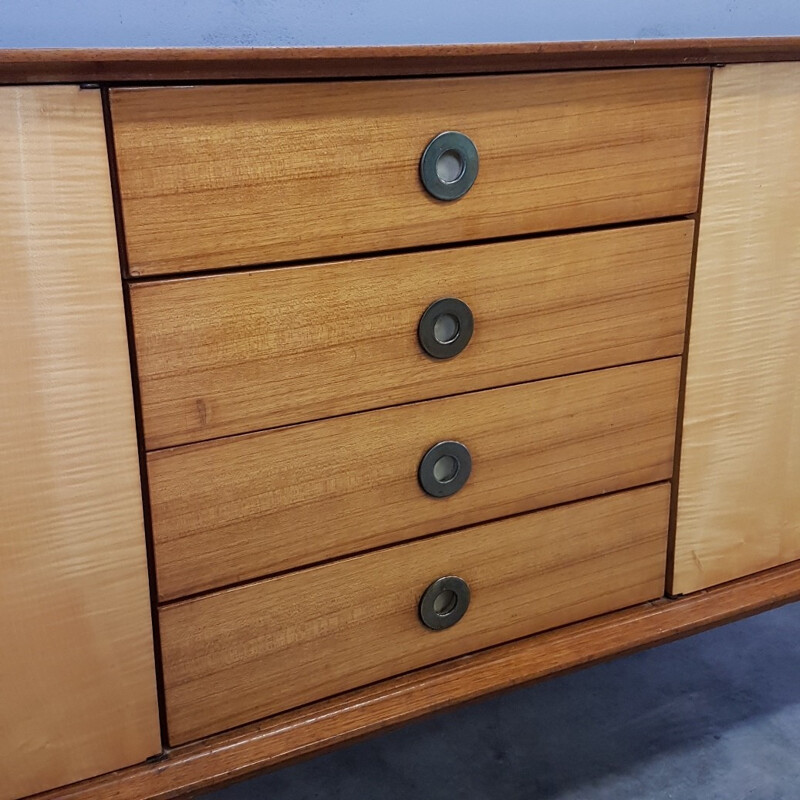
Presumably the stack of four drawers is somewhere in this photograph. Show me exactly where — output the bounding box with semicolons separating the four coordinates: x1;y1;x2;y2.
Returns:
110;66;708;744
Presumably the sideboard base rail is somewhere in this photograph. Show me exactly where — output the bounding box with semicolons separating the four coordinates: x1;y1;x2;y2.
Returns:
32;558;800;800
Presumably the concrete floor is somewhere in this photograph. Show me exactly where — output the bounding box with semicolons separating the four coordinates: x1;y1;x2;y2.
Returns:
203;602;800;800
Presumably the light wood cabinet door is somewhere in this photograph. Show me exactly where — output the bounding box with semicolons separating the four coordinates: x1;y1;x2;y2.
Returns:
0;87;161;800
672;64;800;595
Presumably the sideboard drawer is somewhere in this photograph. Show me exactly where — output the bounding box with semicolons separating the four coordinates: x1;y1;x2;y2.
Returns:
111;68;708;277
131;220;692;449
149;358;680;601
160;483;670;744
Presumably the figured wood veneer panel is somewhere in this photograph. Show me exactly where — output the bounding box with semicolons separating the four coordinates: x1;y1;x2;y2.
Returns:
160;484;670;744
111;68;708;276
131;220;693;450
150;358;681;601
672;63;800;595
0;86;161;800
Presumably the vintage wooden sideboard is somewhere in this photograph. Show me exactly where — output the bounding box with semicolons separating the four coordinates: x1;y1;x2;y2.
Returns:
1;39;799;800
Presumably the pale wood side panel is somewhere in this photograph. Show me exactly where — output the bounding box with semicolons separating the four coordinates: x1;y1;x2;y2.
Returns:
0;87;161;800
673;63;800;595
161;484;670;745
150;358;680;601
111;68;708;276
131;220;693;450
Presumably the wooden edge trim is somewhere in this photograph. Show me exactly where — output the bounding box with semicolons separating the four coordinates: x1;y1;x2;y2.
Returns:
31;558;800;800
2;38;800;84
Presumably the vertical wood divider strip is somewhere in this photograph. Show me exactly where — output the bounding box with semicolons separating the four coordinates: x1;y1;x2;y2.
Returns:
101;86;171;751
665;65;717;596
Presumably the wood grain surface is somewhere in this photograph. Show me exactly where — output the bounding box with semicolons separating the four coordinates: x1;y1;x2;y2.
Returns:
29;559;800;800
150;358;680;601
672;64;800;595
160;484;670;744
132;220;693;450
111;68;708;276
2;39;800;84
0;86;160;800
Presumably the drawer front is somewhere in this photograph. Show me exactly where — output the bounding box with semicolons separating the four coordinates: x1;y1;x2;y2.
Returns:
132;221;692;450
111;68;708;277
150;358;680;601
160;483;670;744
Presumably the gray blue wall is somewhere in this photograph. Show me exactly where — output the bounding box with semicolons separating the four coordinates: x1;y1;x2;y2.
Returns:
2;1;800;48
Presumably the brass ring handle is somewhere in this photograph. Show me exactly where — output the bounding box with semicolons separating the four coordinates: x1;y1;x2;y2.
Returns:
419;131;479;201
418;440;472;498
418;297;474;360
419;575;471;631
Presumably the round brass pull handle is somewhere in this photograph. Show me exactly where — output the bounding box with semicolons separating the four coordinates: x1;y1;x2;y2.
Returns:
418;440;472;498
419;131;479;201
419;575;471;631
418;297;474;359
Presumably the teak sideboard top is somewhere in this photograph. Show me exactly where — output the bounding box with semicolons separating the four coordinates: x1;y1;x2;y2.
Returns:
1;37;800;83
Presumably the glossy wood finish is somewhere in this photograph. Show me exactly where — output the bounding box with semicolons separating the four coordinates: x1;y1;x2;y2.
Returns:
3;40;796;800
150;358;680;601
672;64;800;596
0;86;161;800
2;39;800;84
31;560;800;800
161;484;670;744
111;68;708;276
132;220;693;450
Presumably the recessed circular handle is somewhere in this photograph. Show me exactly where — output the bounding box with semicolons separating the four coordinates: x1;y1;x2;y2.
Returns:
418;440;472;498
419;131;479;201
419;575;471;630
418;297;474;359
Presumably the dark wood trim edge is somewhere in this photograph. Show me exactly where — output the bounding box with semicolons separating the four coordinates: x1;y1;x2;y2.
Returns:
2;38;800;84
31;558;800;800
666;67;716;593
100;84;170;747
